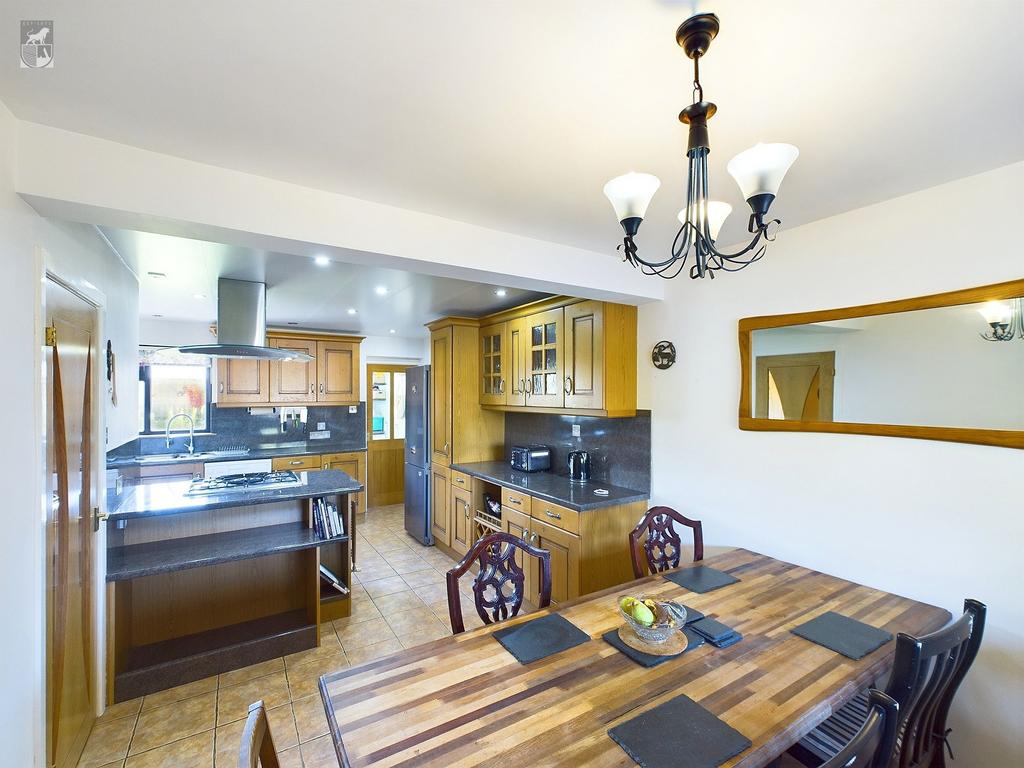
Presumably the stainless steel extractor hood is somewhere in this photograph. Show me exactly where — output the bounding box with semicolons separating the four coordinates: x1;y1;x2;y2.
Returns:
179;278;313;361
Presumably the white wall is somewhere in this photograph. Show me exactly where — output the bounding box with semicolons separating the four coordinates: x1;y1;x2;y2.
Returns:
638;162;1024;764
0;101;139;766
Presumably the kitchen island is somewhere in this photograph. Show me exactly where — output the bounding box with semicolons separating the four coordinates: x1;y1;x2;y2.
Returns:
105;469;362;703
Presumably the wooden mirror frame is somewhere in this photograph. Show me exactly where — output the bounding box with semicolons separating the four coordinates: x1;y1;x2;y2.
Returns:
738;278;1024;449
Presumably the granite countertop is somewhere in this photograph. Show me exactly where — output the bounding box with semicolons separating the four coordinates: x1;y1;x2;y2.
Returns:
450;461;648;512
108;469;363;521
106;441;367;469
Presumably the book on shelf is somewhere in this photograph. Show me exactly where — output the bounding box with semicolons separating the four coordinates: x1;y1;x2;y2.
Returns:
319;564;349;594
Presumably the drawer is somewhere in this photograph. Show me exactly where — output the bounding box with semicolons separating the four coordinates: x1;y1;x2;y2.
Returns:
531;499;579;535
450;470;472;490
501;487;532;515
271;455;322;471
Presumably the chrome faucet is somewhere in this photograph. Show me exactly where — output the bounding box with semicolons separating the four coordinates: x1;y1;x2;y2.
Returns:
165;413;195;454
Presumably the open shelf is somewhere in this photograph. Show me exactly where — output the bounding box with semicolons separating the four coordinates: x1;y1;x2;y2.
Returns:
107;522;348;582
115;609;316;701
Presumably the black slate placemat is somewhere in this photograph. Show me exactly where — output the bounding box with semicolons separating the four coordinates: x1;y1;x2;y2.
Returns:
609;693;752;768
602;627;706;667
492;613;590;664
664;566;740;594
791;611;894;660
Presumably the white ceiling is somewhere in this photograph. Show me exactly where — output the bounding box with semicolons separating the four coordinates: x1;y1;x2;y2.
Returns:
3;2;1023;259
99;228;548;337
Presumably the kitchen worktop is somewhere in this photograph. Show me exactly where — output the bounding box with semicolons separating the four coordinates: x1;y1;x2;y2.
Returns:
108;468;363;521
106;441;366;469
450;461;648;512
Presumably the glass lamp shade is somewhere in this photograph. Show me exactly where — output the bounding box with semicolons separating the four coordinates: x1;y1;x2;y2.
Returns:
727;143;799;201
603;172;661;222
678;200;732;241
978;300;1012;325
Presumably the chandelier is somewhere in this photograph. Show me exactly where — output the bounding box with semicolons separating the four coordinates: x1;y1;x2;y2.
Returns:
978;299;1023;341
603;13;798;279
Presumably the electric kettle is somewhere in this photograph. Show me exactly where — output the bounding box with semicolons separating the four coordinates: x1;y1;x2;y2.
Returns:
567;450;591;482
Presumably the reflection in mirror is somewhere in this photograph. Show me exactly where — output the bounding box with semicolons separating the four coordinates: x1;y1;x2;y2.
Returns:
750;297;1024;430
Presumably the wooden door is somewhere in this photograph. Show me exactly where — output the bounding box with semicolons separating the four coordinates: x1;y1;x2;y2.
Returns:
524;308;564;408
500;507;535;608
45;279;97;768
507;317;528;407
430;327;452;464
531;517;581;606
367;365;409;507
217;357;269;404
269;337;317;402
430;464;451;546
322;452;366;520
451;485;473;557
479;322;508;406
755;351;836;422
317;340;359;404
564;301;604;410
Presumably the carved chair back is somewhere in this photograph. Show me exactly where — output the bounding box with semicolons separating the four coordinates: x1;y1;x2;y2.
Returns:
446;532;552;634
628;506;704;579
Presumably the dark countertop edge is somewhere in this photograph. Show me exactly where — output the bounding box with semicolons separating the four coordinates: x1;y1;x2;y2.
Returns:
450;462;648;512
108;475;364;522
106;442;367;469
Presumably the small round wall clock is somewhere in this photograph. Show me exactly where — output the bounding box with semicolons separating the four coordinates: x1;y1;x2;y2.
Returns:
652;340;676;370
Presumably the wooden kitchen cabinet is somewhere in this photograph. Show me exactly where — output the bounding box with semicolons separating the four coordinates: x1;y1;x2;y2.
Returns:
430;463;451;546
430;326;452;464
500;506;535;607
479;321;509;406
217;357;270;404
271;455;322;471
450;485;473;557
507;317;528;407
317;340;359;404
531;517;581;606
270;338;317;402
321;451;367;520
563;300;603;410
523;307;564;408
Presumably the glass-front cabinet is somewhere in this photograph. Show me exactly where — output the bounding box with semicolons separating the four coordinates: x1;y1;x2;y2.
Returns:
479;321;508;406
524;307;564;408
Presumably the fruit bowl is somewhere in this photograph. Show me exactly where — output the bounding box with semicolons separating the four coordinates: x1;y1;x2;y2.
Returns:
619;596;685;645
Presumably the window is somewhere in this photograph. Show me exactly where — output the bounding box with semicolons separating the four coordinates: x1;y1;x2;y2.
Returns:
138;348;212;434
369;367;407;441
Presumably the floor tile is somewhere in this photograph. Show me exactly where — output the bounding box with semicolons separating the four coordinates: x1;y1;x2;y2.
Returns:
124;730;214;768
335;617;395;652
292;693;330;743
387;557;433;575
286;652;351;700
98;696;142;723
79;716;137;768
278;746;304;768
216;670;291;726
332;597;381;630
412;582;450;605
351;563;397;584
372;589;427;615
218;656;284;688
299;734;342;768
386;606;441;636
129;691;216;755
141;675;217;711
400;568;442;588
284;628;343;669
362;575;410;598
399;618;451;649
345;636;403;666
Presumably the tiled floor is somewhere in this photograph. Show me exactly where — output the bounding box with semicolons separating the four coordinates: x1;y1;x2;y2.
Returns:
79;504;477;768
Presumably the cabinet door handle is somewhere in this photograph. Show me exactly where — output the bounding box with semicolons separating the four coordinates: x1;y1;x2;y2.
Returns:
456;477;465;485
499;378;505;394
310;383;315;394
544;510;562;520
289;460;302;465
443;442;449;456
507;497;522;505
564;376;573;395
319;383;324;394
218;382;224;394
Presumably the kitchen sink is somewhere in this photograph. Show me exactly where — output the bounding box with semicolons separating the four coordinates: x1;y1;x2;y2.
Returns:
135;449;250;464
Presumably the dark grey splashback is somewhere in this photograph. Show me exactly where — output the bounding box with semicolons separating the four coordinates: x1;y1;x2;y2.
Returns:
109;403;367;459
503;410;650;493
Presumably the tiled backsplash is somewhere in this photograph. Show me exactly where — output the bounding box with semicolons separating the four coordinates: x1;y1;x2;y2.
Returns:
109;403;367;459
503;410;651;492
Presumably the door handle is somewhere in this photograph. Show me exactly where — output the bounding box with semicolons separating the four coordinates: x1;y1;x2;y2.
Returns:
92;506;108;532
443;442;449;456
289;460;303;465
456;477;465;485
319;383;324;394
507;497;522;505
310;383;315;394
544;510;562;520
499;378;505;394
218;382;224;394
564;376;572;395
410;445;417;454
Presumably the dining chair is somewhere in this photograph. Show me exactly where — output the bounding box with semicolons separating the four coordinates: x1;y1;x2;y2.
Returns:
445;531;552;634
628;505;704;579
820;690;900;768
238;699;279;768
790;599;986;768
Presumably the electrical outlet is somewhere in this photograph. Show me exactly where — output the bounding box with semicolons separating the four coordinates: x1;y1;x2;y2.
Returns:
348;405;358;414
317;422;326;431
571;424;581;437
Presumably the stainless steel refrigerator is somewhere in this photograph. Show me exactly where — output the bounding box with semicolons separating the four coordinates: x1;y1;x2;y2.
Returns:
403;365;432;545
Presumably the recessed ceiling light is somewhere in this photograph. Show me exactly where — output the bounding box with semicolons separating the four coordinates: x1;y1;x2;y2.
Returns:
389;329;397;334
193;293;207;300
314;255;331;267
152;314;163;318
347;308;357;315
375;285;389;296
147;271;166;279
494;288;507;297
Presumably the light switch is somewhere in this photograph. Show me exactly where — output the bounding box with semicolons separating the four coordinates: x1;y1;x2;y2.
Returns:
317;422;326;431
348;405;358;414
571;424;581;437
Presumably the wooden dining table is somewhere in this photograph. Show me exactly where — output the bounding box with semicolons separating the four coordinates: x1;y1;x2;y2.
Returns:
319;548;951;768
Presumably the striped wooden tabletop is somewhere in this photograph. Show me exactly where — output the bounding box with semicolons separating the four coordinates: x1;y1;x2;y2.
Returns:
320;548;951;767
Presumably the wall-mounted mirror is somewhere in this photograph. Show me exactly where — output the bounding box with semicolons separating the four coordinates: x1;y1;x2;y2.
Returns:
739;280;1024;449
